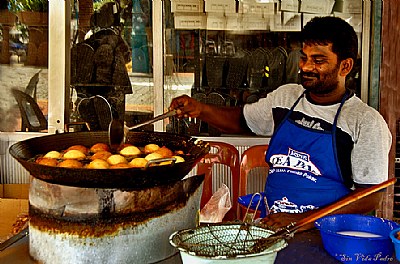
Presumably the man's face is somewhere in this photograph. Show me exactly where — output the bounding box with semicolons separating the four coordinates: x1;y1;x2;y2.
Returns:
299;43;341;94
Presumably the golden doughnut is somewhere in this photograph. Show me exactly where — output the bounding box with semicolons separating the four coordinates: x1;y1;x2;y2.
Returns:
90;151;112;161
154;146;174;158
144;144;160;154
58;159;83;168
36;157;58;167
90;143;110;153
107;154;128;165
87;159;110;169
129;157;148;168
63;149;86;160
120;145;142;157
66;145;89;155
44;150;62;159
144;152;163;161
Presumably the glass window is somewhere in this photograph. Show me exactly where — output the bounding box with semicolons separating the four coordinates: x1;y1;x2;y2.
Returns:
163;0;364;137
68;0;154;132
0;0;365;135
0;0;48;132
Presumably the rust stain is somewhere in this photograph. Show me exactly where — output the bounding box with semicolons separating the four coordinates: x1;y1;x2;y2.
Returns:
29;199;189;238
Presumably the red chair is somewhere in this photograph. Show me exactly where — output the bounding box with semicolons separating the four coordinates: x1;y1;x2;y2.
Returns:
238;144;269;221
196;141;240;221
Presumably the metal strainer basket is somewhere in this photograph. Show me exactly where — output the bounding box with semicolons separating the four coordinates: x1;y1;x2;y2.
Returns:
169;222;288;260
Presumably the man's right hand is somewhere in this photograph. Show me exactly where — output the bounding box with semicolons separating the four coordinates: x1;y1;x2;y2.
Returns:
169;94;248;134
169;95;203;119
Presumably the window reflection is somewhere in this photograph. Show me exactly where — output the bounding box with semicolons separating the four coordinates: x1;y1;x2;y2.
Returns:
163;1;363;137
0;0;48;132
68;0;154;131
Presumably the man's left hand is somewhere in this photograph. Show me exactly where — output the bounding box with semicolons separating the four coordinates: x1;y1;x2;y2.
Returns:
259;212;314;232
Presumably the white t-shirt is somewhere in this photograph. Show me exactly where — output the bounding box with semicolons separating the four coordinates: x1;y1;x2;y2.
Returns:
243;84;392;186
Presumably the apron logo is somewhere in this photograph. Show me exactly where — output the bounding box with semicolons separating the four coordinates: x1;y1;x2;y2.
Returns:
270;197;317;213
295;117;323;130
269;148;321;176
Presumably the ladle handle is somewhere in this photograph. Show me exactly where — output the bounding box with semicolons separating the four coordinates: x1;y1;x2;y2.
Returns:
291;178;396;233
128;110;177;131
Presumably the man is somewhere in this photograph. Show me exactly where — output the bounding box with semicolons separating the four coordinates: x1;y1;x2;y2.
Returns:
169;17;392;230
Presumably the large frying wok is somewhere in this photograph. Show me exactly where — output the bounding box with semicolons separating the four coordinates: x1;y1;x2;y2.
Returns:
9;131;210;189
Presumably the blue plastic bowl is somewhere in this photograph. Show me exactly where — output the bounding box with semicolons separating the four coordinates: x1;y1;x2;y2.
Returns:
389;227;400;261
315;214;400;263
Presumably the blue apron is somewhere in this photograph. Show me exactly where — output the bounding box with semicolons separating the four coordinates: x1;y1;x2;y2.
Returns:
264;91;351;216
238;93;350;217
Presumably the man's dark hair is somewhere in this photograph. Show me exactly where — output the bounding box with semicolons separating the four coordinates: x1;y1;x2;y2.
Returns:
301;16;358;63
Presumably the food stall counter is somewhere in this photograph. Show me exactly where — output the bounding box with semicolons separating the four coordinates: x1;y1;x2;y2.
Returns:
2;229;399;263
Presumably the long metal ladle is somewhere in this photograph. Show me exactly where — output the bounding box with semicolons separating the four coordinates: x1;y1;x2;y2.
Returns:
108;109;177;148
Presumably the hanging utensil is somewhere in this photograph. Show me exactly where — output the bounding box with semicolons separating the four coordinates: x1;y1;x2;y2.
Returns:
108;110;177;147
108;119;125;148
251;177;397;252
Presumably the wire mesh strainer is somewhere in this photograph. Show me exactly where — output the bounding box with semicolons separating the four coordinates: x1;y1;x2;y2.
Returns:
169;222;287;259
171;179;396;262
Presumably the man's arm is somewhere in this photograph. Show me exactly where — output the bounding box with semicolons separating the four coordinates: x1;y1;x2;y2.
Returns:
260;189;383;231
169;95;251;134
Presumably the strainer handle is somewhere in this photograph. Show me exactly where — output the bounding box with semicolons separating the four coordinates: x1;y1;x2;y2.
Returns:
243;192;262;223
291;178;396;233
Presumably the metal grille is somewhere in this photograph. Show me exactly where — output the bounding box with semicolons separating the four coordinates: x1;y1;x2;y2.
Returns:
189;144;268;206
246;167;269;194
190;145;237;193
0;133;36;184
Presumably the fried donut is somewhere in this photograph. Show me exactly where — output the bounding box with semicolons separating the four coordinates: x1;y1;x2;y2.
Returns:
90;151;112;161
58;159;83;168
144;144;160;154
107;154;128;165
172;155;185;163
129;157;148;168
44;151;62;159
87;159;110;169
175;150;184;155
144;152;163;161
36;157;58;167
120;145;141;157
154;146;174;158
63;149;86;160
90;143;110;153
66;145;89;155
